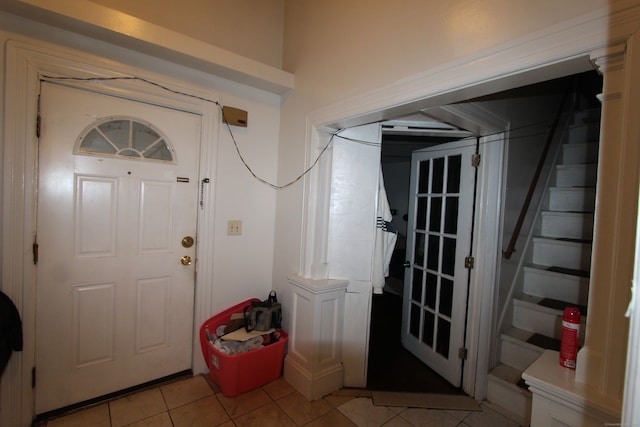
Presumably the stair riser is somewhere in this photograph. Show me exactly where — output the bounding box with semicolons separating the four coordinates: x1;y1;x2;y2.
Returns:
555;165;597;187
566;123;600;144
523;268;589;306
541;213;593;240
572;109;601;124
500;338;543;371
513;301;585;345
549;188;596;212
487;377;532;421
532;239;591;271
562;143;598;164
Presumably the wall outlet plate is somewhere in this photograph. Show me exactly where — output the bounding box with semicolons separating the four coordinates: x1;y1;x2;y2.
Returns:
227;220;242;235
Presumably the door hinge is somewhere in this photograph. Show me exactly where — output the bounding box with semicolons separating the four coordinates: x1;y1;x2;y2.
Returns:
464;256;474;269
33;239;39;265
471;153;481;167
31;366;36;388
459;347;468;360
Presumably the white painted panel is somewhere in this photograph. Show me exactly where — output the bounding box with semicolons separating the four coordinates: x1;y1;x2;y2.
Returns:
342;288;371;387
327;124;381;281
75;176;117;256
72;283;115;367
290;292;313;365
319;298;337;364
139;180;173;253
135;277;170;353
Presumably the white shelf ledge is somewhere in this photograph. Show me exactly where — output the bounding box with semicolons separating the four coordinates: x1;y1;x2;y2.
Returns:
0;0;295;94
522;350;620;426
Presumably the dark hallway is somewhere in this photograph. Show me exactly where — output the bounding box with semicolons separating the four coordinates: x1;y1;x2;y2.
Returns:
366;290;464;395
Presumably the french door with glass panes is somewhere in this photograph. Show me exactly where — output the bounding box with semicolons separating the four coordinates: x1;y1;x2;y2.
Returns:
401;138;477;387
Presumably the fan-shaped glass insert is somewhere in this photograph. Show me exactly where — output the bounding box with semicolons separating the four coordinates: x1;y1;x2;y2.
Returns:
75;117;175;163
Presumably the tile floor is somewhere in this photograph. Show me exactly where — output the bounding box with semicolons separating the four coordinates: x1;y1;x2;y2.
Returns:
42;375;523;427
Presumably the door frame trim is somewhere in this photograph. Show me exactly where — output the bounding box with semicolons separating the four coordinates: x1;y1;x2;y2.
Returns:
1;40;219;424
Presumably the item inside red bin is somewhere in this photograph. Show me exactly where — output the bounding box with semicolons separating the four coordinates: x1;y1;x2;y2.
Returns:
199;298;288;397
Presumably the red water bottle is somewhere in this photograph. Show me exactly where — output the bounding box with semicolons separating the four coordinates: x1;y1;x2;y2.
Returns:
560;307;580;369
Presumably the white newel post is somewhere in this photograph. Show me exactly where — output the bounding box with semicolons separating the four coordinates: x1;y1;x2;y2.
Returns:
283;274;348;400
524;32;640;427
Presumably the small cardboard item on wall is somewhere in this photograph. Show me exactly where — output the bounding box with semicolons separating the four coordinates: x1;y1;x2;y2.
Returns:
222;106;248;127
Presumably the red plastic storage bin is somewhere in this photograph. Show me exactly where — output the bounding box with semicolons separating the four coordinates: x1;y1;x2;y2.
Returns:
199;298;288;397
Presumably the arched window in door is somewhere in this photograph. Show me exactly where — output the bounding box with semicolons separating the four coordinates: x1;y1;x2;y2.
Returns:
75;116;175;162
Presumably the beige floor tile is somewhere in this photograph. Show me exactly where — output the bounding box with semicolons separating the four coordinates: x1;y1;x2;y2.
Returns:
126;412;173;427
216;388;272;418
46;403;110;427
461;403;521;427
305;408;359;427
381;415;413;427
331;389;373;398
109;388;167;427
160;375;213;409
276;391;334;425
234;402;297;427
170;395;230;427
262;377;295;400
445;409;472;422
325;394;356;408
337;397;397;427
397;407;460;426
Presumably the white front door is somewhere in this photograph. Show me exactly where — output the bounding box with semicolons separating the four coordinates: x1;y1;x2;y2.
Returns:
35;81;201;414
401;138;476;387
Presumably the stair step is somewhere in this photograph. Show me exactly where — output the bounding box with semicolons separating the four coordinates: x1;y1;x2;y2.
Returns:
549;187;596;212
526;333;561;352
566;121;600;144
540;211;594;240
500;328;545;371
512;296;586;344
487;364;532;422
555;163;597;187
532;237;592;271
523;264;589;306
562;142;598;164
572;108;601;125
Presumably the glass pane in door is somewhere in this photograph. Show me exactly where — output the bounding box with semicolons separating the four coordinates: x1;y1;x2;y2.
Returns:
406;154;463;361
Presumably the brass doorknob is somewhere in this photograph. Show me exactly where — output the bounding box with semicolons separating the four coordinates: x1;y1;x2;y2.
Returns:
180;255;192;265
182;236;194;248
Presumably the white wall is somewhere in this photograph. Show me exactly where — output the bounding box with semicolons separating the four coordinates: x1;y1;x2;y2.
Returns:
272;0;607;297
90;0;285;68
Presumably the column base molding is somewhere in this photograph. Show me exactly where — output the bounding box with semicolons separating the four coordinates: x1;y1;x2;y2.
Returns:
284;357;344;401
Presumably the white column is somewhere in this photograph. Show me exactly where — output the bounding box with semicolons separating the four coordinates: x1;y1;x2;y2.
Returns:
283;274;348;400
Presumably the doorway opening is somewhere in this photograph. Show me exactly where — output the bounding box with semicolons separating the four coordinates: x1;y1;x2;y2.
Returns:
365;70;603;395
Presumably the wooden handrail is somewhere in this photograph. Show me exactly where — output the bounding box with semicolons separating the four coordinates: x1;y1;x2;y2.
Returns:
503;86;573;259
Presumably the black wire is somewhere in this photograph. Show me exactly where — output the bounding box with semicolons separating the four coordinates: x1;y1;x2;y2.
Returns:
40;74;339;189
40;75;222;106
39;74;565;188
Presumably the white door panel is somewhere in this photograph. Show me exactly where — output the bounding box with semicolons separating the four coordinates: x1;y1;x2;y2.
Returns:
36;82;201;414
401;138;476;387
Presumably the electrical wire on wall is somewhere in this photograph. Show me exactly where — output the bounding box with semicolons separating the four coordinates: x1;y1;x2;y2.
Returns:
39;73;344;190
38;74;565;189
